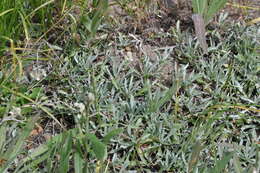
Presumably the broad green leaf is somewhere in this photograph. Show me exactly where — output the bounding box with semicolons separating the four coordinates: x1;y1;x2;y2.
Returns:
29;87;42;100
149;81;179;113
209;152;234;173
82;15;92;32
102;128;123;144
86;133;107;160
90;11;102;35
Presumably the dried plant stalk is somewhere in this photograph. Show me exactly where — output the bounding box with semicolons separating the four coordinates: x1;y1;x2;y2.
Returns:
192;14;208;54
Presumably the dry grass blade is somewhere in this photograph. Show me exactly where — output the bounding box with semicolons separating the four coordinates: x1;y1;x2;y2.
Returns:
227;2;260;10
247;17;260;25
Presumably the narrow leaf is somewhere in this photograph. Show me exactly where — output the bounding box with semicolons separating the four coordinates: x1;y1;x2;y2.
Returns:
188;141;204;173
0;9;14;17
206;0;227;23
247;17;260;25
192;0;208;15
86;133;107;160
233;154;243;173
209;152;234;173
0;124;6;155
102;128;123;145
19;11;29;41
58;132;73;173
149;81;179;112
74;152;84;173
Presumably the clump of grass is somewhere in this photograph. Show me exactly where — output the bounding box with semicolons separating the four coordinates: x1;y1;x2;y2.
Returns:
192;0;228;24
0;0;56;51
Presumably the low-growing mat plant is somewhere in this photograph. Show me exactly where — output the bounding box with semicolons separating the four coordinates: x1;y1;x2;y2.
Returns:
0;0;260;172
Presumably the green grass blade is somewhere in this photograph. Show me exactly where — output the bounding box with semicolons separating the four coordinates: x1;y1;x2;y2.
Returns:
90;0;108;35
58;131;73;173
18;11;29;41
205;0;227;23
192;0;208;14
26;0;54;19
0;9;14;17
74;151;84;173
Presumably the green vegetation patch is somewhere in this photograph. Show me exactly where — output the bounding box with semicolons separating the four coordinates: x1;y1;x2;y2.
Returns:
0;0;259;172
